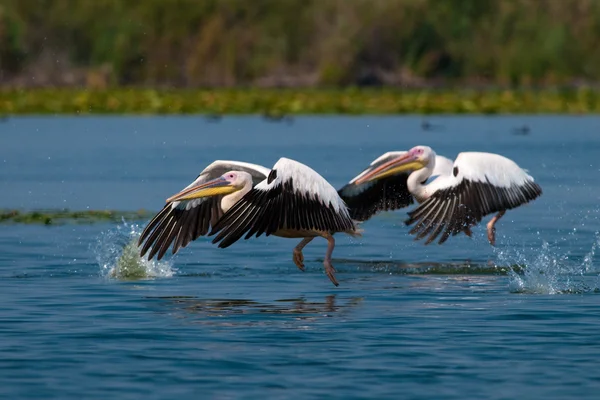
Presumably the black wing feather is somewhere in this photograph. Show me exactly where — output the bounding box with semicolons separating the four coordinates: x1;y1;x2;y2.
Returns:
138;197;222;260
406;179;542;245
338;172;413;222
210;179;355;249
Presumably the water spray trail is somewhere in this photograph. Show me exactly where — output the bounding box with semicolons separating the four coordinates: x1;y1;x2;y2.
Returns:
91;219;175;279
494;231;600;295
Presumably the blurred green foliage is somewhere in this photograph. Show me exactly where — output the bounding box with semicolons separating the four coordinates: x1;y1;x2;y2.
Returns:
1;88;598;114
1;0;600;87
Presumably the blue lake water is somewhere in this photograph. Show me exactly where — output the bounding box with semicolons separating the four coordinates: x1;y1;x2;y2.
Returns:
1;115;600;399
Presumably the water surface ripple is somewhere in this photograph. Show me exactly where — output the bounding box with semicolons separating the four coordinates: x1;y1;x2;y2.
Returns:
1;116;599;399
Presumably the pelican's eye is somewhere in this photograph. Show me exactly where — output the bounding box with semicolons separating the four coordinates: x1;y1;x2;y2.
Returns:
227;173;235;179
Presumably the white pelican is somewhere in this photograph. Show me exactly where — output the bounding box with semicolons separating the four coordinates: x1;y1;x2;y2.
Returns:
339;145;542;245
138;158;359;286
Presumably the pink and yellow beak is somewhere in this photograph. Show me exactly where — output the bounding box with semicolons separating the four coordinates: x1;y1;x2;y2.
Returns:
354;152;425;185
166;176;238;203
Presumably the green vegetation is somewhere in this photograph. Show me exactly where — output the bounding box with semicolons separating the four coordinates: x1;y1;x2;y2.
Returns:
0;209;153;225
2;1;600;114
1;0;600;88
1;87;599;114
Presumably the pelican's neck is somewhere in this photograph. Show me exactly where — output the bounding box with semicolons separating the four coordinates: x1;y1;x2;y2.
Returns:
408;157;436;203
220;181;252;212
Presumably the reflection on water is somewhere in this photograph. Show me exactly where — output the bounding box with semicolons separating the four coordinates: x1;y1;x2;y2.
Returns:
3;116;600;399
333;258;522;275
147;295;363;322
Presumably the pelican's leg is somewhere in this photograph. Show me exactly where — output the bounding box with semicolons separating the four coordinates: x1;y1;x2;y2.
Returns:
323;233;339;287
486;210;506;246
293;237;314;272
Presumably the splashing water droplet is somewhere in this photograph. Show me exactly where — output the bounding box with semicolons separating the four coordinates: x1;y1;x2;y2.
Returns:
91;220;175;280
583;232;599;273
494;232;600;295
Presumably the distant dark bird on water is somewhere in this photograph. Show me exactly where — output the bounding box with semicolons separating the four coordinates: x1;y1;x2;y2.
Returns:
262;112;294;124
204;113;222;123
421;119;442;131
338;145;542;247
512;125;530;135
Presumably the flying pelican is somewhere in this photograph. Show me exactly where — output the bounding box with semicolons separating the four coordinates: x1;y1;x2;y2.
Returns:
138;158;359;286
339;145;542;246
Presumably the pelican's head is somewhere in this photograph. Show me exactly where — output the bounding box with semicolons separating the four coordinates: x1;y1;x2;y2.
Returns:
355;145;435;184
166;171;252;203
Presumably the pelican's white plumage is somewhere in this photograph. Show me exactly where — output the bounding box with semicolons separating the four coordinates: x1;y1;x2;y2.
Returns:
417;152;536;199
452;152;533;188
253;157;349;214
430;154;454;179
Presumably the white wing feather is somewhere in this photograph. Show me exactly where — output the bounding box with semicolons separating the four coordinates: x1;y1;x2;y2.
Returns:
428;152;535;193
255;157;350;215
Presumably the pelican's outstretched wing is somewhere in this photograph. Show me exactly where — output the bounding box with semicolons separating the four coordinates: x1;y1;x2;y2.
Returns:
210;157;356;248
338;152;413;221
139;160;269;260
405;152;542;245
338;152;454;221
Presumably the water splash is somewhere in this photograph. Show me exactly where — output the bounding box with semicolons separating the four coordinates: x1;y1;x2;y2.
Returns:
583;235;599;273
92;219;175;280
495;232;600;294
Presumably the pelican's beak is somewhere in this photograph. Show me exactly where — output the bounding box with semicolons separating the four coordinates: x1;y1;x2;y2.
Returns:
355;153;425;185
166;177;238;203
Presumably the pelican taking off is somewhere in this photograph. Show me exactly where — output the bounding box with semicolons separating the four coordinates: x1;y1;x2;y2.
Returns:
139;158;359;286
339;145;542;245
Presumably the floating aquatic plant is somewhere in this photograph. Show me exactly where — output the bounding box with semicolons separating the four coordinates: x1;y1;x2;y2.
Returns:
0;88;599;115
0;209;154;225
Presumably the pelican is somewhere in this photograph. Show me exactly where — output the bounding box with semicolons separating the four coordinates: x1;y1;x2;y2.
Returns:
138;158;359;286
339;145;542;245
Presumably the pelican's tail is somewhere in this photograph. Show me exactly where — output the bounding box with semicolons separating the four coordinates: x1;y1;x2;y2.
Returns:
348;220;364;237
